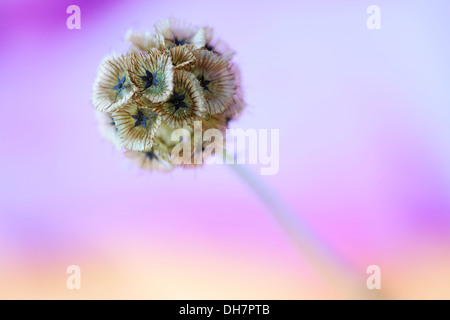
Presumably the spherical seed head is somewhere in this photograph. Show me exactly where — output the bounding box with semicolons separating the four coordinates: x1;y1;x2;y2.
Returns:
112;101;161;152
202;112;229;134
128;49;175;104
92;54;134;113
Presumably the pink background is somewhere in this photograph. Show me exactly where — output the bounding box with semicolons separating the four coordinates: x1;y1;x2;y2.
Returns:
0;0;449;299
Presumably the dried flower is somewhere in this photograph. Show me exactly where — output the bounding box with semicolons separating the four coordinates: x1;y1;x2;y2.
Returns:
128;49;174;103
92;54;134;112
92;19;245;172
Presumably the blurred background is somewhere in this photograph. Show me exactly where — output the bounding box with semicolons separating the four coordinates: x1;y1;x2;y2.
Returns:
0;0;449;299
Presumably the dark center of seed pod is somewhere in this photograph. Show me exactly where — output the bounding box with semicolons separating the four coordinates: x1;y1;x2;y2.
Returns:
145;151;159;161
113;75;127;102
131;108;152;132
138;66;162;92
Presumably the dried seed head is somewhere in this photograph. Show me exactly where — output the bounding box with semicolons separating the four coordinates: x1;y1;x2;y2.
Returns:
112;101;161;151
191;49;235;114
124;141;174;172
92;54;134;112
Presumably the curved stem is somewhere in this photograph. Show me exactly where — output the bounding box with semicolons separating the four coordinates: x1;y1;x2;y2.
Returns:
225;152;383;298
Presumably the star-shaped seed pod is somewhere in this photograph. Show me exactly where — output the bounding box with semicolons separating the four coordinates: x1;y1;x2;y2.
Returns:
190;49;235;114
112;101;161;151
224;60;245;121
169;44;197;70
156;18;205;49
151;69;206;128
92;54;134;112
180;113;229;169
125;29;165;52
128;49;174;103
124;140;174;172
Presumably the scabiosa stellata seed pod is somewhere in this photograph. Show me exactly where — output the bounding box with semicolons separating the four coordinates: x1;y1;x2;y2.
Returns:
128;49;174;103
92;19;245;172
92;54;134;112
112;101;161;151
156;18;205;49
191;49;235;115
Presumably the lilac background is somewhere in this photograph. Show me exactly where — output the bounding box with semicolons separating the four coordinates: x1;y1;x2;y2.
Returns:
0;0;449;298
